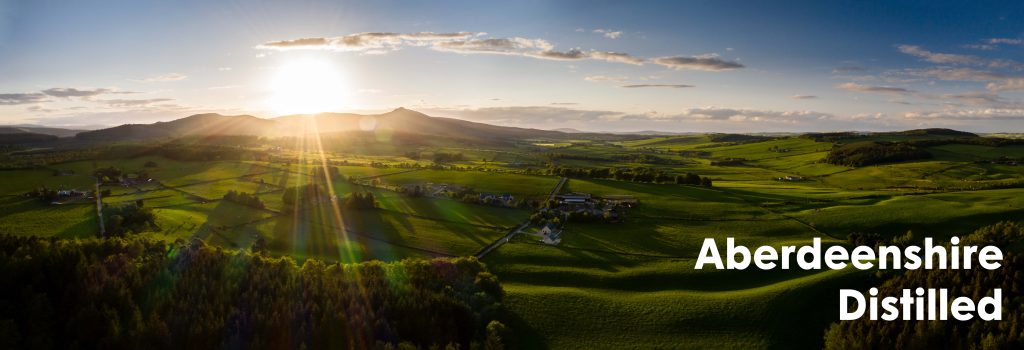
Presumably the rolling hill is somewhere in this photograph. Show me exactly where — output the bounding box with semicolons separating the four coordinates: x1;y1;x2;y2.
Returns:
73;108;569;142
273;107;568;140
74;113;276;141
0;125;86;138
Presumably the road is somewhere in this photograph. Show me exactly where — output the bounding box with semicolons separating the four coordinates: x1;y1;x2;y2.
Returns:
549;177;568;200
474;221;530;259
474;177;567;259
94;177;105;238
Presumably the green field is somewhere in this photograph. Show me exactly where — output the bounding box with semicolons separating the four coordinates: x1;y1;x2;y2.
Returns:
4;131;1024;349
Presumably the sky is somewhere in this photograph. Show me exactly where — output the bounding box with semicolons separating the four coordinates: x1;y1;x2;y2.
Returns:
1;0;1023;133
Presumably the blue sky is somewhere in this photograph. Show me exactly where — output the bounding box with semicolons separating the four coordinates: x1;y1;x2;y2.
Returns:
1;0;1023;132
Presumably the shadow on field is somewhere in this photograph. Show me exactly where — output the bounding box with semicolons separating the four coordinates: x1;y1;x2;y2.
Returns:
194;201;267;249
268;201;354;262
501;308;549;349
56;210;99;238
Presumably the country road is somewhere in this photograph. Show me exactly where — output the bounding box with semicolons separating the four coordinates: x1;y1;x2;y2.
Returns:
94;177;105;237
548;177;568;200
474;177;567;259
474;221;530;259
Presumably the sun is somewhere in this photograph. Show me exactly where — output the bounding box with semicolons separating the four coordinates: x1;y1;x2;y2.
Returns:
268;58;349;115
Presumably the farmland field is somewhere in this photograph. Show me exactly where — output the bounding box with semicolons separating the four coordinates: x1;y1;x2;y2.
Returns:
4;129;1024;349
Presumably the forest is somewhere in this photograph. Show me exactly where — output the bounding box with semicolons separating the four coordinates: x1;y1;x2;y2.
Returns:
0;235;508;349
824;141;932;167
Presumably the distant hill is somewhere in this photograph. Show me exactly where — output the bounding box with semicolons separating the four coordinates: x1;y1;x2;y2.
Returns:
886;128;977;137
804;128;978;143
708;133;773;143
75;113;276;141
0;132;58;144
274;107;569;140
0;125;86;138
75;108;569;143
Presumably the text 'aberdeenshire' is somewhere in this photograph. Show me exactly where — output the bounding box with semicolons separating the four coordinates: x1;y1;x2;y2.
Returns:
694;237;1004;321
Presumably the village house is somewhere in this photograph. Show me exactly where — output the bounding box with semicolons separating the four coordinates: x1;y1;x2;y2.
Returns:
601;194;638;208
777;175;805;181
479;193;514;204
426;183;466;197
537;222;562;245
57;189;85;197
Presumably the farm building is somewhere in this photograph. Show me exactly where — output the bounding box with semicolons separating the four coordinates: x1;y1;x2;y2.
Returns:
538;223;562;245
557;193;591;204
479;193;514;203
601;195;637;207
57;189;85;197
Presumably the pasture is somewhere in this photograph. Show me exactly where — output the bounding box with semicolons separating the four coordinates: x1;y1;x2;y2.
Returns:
5;132;1024;349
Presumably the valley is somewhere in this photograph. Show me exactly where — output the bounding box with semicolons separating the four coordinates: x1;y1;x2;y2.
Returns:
3;111;1024;349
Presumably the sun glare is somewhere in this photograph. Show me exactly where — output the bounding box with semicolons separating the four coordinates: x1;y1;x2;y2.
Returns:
268;58;349;115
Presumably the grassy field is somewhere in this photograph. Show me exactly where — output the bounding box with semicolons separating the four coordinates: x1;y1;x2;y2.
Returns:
379;170;561;198
0;197;97;237
5;132;1024;349
0;169;94;195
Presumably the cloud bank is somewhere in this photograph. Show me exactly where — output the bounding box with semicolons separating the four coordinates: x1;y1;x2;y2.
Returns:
258;32;741;70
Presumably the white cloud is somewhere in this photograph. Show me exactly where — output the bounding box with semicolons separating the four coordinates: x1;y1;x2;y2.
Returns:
836;82;913;95
0;93;50;105
904;108;1024;120
427;105;625;125
41;87;135;98
987;38;1024;46
257;32;478;53
832;66;866;74
131;73;188;82
896;44;1022;69
257;32;739;69
620;84;693;89
653;54;744;71
988;78;1024;92
433;37;644;65
99;98;175;108
593;29;622;39
643;107;835;123
584;75;629;82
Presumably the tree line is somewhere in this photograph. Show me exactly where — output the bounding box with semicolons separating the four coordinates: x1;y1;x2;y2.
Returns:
104;201;157;236
824;141;932;167
0;235;508;349
548;166;712;186
223;190;266;209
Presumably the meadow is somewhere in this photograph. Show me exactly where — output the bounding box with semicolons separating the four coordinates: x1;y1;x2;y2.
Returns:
3;130;1024;349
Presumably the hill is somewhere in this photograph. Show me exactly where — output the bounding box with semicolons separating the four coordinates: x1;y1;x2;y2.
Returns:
73;108;569;143
74;113;278;141
273;107;568;140
0;125;85;138
0;131;58;144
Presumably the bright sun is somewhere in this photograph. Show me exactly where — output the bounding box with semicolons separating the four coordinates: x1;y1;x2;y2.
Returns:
268;58;349;115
